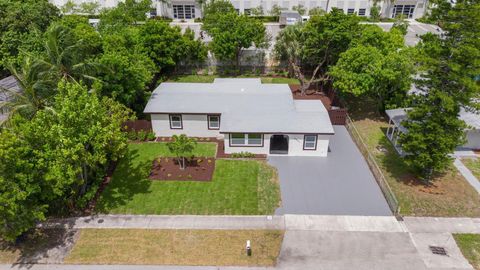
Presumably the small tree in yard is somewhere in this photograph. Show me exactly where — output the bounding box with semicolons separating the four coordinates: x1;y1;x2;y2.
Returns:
167;134;197;170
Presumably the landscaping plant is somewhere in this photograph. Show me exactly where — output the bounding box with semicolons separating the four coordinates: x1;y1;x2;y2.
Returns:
166;134;197;170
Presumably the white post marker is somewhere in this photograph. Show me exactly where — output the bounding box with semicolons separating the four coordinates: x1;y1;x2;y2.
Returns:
246;240;252;256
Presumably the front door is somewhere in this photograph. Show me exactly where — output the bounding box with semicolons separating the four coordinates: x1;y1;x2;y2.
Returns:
270;135;289;154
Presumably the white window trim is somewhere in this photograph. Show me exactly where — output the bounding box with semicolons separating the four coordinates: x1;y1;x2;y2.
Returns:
229;133;263;147
208;115;220;130
303;135;318;150
169;114;183;129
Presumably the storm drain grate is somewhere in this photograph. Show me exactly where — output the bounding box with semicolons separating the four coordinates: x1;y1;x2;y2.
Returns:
429;246;448;256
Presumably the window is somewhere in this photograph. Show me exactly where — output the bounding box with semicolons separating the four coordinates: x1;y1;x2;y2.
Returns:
173;5;195;19
230;133;263;146
169;114;182;129
392;5;415;18
208;115;220;130
347;8;355;14
358;8;366;16
244;9;251;15
303;135;317;150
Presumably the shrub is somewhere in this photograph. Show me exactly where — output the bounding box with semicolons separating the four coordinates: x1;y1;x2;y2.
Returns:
127;131;138;141
147;132;156;141
137;130;147;141
231;151;256;158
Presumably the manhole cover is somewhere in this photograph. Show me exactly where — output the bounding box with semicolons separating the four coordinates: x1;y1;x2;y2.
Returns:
429;246;448;256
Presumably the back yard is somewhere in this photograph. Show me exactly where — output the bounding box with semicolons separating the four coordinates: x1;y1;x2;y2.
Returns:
96;142;281;215
347;98;480;217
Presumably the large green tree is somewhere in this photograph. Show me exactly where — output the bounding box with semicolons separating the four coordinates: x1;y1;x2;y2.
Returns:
274;9;360;94
0;0;59;76
139;20;207;74
0;81;132;241
401;0;479;180
98;0;152;33
329;26;414;109
203;1;267;70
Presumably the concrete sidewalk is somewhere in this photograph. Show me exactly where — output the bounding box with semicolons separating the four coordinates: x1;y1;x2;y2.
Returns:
39;215;285;230
39;215;406;233
403;216;480;234
453;159;480;194
4;265;267;270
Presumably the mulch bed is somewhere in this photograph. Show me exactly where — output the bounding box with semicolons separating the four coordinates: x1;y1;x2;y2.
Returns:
149;157;215;182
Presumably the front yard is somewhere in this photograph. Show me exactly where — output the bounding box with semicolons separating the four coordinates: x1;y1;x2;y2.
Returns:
348;99;480;217
462;158;480;181
96;142;281;215
454;234;480;270
65;229;284;266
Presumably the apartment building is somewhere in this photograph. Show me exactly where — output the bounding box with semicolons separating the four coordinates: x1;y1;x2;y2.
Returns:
50;0;429;19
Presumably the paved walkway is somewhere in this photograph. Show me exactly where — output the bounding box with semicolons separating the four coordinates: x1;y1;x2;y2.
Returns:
39;215;285;230
403;216;480;234
453;158;480;194
269;126;391;216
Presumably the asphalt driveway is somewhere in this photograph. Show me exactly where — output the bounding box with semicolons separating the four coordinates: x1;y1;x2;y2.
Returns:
269;126;391;216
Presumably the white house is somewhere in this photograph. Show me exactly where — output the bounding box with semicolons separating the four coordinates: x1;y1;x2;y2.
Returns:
143;78;334;156
385;108;480;155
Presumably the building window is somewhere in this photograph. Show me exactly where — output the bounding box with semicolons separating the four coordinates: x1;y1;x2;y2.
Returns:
358;8;366;16
173;5;195;19
169;114;183;129
244;9;251;15
347;8;355;14
208;115;220;130
303;135;317;150
230;133;263;146
392;5;415;18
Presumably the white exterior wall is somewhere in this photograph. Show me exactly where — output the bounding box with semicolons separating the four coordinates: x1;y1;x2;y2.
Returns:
224;133;330;157
464;130;480;150
50;0;428;19
151;114;222;138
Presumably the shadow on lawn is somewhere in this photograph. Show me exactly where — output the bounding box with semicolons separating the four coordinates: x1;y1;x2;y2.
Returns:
94;148;153;213
1;228;78;266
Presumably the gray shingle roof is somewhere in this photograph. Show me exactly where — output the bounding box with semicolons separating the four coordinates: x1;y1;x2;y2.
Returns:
144;78;334;134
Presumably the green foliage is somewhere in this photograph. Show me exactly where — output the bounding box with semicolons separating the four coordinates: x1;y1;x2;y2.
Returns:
292;5;306;16
128;131;138;141
269;4;285;16
370;5;381;21
0;0;60;75
167;135;198;170
308;7;326;16
0;81;133;241
80;2;101;14
139;20;207;73
392;15;409;36
274;10;360;94
231;152;256;158
203;11;268;68
399;91;466;181
329;25;414;109
401;0;480;180
137;130;147;141
250;5;264;16
98;0;152;33
147;131;156;141
203;0;236;25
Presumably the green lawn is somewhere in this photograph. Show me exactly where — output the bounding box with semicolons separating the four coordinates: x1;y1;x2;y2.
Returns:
168;75;299;84
462;158;480;181
347;98;480;217
454;234;480;270
96;142;280;215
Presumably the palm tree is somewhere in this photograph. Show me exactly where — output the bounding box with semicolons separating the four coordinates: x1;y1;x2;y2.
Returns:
0;58;54;124
40;24;98;83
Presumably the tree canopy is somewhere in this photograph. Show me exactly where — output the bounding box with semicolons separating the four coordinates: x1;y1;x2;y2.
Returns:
0;81;132;241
